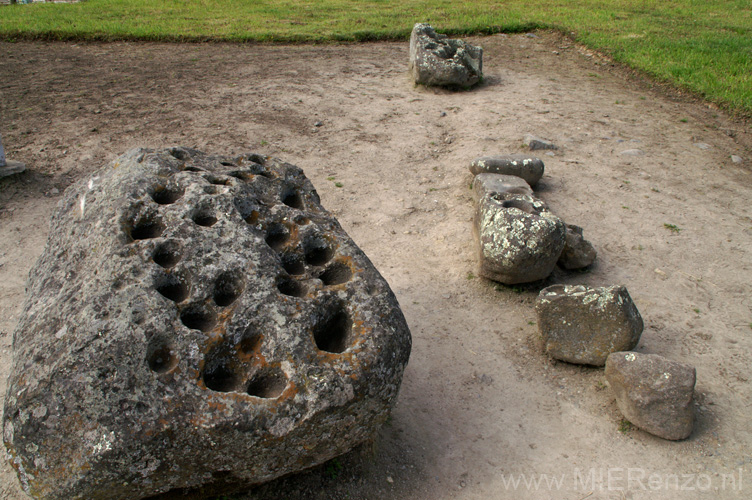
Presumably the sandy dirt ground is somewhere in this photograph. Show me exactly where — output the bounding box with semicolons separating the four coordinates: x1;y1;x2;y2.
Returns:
1;32;751;500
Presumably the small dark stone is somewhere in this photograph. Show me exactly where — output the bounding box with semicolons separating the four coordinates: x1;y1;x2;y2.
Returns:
523;134;558;151
558;224;597;269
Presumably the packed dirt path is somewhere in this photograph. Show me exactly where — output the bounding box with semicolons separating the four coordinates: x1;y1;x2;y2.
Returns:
1;32;751;499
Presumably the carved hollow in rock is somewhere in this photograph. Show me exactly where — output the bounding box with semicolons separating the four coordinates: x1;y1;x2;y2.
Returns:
151;185;184;205
152;240;182;268
247;368;288;399
3;147;411;500
314;304;353;353
129;212;165;241
180;303;217;332
154;270;191;303
319;261;353;286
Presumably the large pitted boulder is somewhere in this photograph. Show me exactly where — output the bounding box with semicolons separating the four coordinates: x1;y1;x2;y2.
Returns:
469;154;545;187
409;23;483;88
606;352;696;440
536;285;643;366
471;173;533;202
2;147;412;499
474;193;566;284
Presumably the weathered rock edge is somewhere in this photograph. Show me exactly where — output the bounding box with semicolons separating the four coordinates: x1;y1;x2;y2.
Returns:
3;147;412;499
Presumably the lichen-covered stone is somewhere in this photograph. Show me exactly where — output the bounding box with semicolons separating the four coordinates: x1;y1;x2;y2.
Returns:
469;154;544;187
474;193;566;284
409;23;483;88
471;173;533;202
606;352;695;440
2;147;412;499
558;224;597;270
536;285;643;366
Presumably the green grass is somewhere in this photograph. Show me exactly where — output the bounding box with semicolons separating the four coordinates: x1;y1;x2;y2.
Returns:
1;0;751;116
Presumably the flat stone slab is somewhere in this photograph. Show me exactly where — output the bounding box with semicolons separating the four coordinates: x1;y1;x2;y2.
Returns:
471;173;533;202
409;23;483;88
606;352;696;440
469;154;544;187
3;147;412;499
0;160;26;178
536;284;643;366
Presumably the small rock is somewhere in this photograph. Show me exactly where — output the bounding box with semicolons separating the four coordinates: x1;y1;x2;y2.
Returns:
523;134;558;151
472;173;533;202
475;193;566;284
619;149;644;156
606;352;696;440
731;155;743;164
536;284;643;366
409;23;483;88
469;154;545;187
439;111;447;117
50;187;60;196
558;224;596;269
314;121;323;127
693;142;711;150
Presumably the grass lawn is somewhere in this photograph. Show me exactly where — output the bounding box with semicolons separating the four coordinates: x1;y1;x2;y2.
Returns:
1;0;750;117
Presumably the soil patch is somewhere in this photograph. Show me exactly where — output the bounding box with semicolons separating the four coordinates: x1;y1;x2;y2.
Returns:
1;32;751;499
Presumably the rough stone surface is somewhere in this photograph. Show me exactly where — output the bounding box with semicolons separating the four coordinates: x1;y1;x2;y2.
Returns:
409;23;483;88
2;147;412;500
471;173;533;202
731;155;743;164
523;134;558;151
469;154;544;187
536;284;643;366
558;224;597;270
474;193;566;284
605;352;696;440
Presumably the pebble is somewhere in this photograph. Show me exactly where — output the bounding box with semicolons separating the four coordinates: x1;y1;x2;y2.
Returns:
314;121;323;127
731;155;743;164
693;142;711;150
439;111;447;117
523;134;558;151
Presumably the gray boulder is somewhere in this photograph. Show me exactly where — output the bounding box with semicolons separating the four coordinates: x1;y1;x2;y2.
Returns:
3;147;412;499
536;284;643;366
558;224;597;269
474;193;566;284
409;23;483;88
523;134;558;151
606;352;696;440
471;173;533;202
469;154;544;187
